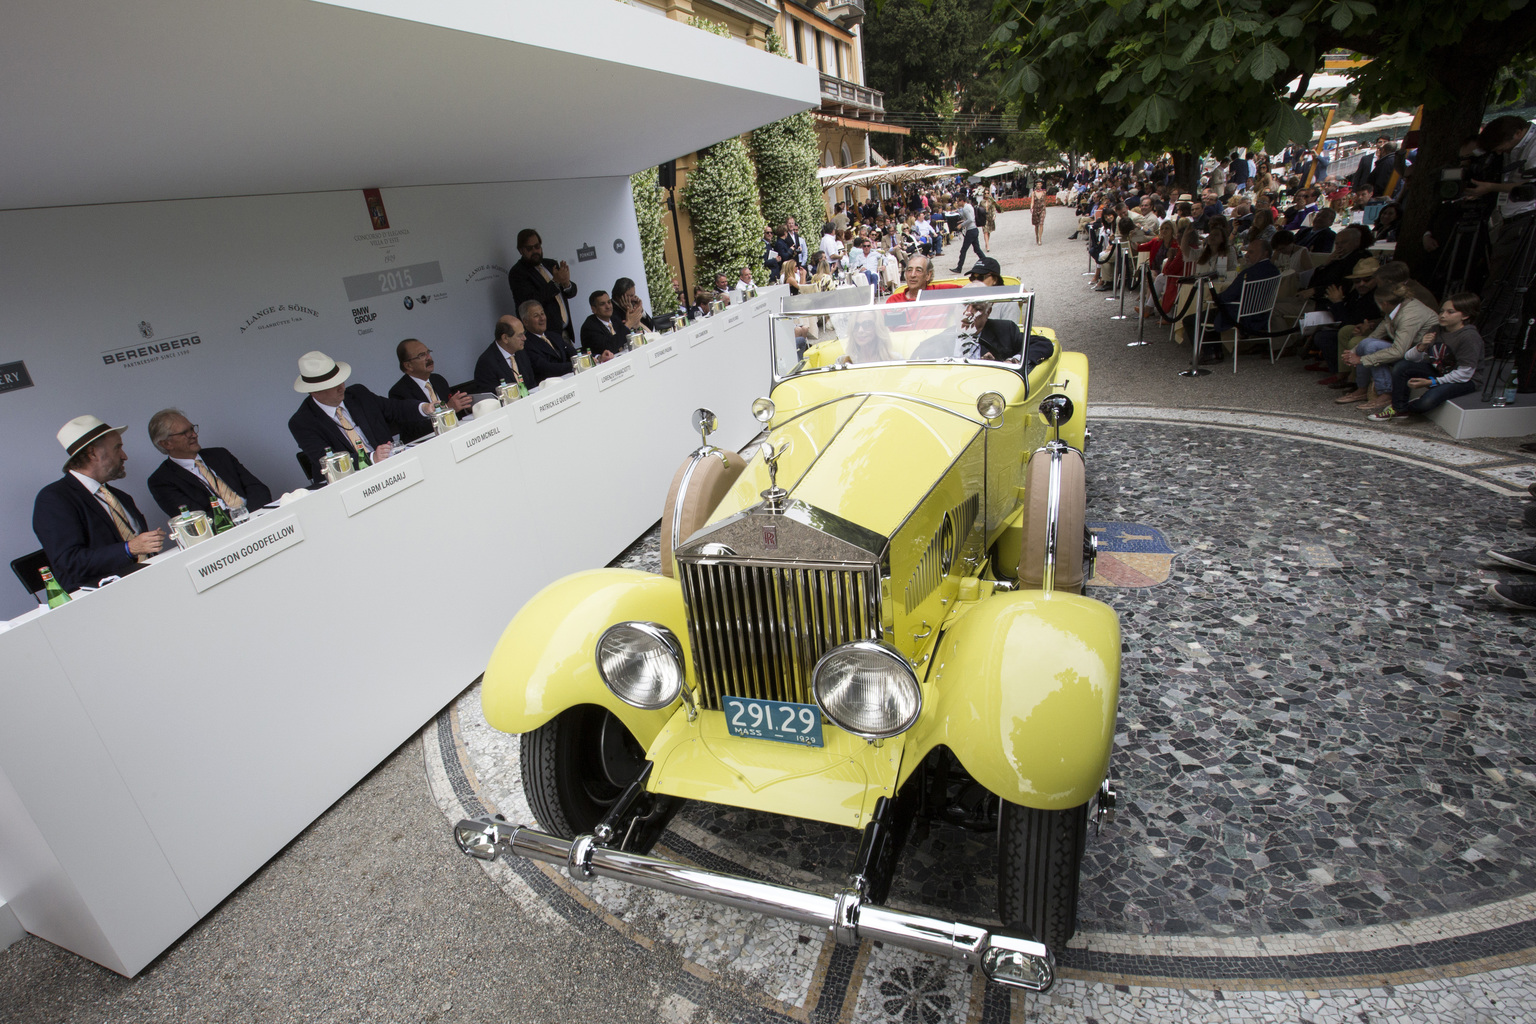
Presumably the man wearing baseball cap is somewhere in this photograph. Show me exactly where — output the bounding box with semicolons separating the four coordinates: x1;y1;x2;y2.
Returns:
33;415;166;591
287;350;434;483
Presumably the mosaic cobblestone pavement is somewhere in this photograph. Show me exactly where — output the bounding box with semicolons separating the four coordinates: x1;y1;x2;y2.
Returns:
426;414;1536;1022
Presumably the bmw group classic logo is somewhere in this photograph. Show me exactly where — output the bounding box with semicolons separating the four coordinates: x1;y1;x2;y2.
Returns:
613;238;626;253
138;321;154;339
403;296;414;310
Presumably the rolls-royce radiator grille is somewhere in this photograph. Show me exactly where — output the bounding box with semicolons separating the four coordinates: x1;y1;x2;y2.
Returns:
677;561;881;711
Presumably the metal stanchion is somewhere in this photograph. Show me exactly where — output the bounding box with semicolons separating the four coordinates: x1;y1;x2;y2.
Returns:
1178;278;1212;377
1110;246;1132;321
1128;260;1151;344
1083;244;1096;276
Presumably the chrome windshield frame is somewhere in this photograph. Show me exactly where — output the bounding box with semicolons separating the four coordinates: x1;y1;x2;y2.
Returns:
768;285;1036;387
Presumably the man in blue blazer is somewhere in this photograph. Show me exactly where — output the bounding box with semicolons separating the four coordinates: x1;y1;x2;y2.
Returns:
287;351;433;483
33;415;166;592
518;301;578;384
146;409;273;517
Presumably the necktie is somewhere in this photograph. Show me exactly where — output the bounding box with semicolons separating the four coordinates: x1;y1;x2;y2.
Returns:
196;459;244;509
334;406;368;454
423;380;439;405
97;487;148;562
503;349;524;385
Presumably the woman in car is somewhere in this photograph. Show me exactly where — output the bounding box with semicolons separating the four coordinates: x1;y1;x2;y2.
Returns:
844;311;899;363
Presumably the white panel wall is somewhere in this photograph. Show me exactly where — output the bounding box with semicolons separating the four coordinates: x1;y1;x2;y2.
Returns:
0;178;648;619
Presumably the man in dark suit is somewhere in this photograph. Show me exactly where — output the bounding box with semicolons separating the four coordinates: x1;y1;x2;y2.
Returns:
1210;239;1280;335
388;338;472;443
473;315;537;395
579;290;626;362
33;415;166;592
287;350;433;482
146;409;272;517
508;228;578;342
519;300;578;384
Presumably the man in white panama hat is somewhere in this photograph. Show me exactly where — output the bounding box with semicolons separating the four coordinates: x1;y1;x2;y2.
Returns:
33;415;166;592
286;350;435;483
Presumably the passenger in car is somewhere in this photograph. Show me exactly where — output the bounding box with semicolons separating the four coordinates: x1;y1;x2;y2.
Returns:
844;312;898;363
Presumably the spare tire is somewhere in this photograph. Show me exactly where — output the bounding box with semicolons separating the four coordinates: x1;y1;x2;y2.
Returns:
660;448;744;578
1018;445;1086;592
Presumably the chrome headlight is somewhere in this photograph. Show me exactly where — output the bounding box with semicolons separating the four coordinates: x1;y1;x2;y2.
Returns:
812;640;922;739
595;622;685;710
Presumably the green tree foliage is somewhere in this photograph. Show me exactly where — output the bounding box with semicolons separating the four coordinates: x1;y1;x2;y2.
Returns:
865;0;999;161
683;138;768;286
630;167;675;315
989;0;1536;260
751;35;828;232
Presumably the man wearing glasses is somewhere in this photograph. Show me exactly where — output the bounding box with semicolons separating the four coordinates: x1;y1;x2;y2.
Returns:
146;410;273;518
389;338;471;442
508;227;578;343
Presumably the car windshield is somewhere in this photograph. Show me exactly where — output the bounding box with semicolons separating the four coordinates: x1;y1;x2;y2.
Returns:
768;286;1035;382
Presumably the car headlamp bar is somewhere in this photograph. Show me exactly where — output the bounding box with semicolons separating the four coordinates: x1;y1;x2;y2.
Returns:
451;815;1055;992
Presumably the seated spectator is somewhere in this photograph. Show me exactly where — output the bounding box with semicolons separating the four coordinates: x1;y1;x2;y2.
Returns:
686;285;716;319
1296;207;1339;253
1295;226;1368;300
474;315;534;395
1242;208;1277;249
34;415;164;591
1159;226;1202;320
147;411;272;517
518;300;579;383
846;237;881;287
1194;223;1236;277
609;278;656;335
389;339;471;442
781;257;807;294
1373;203;1402;242
1338;286;1438;410
711;272;733;301
288;351;432;476
733;265;758;301
1208;238;1279;337
580;291;626;361
1309;258;1383;382
1269;229;1315;276
1370;291;1485;422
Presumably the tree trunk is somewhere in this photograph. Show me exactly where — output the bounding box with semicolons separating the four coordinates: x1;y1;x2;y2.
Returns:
1172;151;1200;195
1395;68;1491;273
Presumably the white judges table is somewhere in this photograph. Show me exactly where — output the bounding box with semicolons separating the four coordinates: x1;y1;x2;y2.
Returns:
0;288;784;976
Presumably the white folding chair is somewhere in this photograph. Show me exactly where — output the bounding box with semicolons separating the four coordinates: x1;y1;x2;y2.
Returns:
1209;274;1282;372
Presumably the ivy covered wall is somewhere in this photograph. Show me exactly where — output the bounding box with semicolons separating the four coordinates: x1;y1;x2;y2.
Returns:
682;137;766;287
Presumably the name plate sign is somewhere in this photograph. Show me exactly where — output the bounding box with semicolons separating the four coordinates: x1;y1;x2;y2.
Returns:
596;359;635;391
689;325;714;348
534;380;581;422
749;298;771;318
187;515;304;593
341;457;423;516
646;340;679;366
722;312;743;332
450;414;513;462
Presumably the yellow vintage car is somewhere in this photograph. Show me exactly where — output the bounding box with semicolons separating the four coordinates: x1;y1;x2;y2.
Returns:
454;287;1120;993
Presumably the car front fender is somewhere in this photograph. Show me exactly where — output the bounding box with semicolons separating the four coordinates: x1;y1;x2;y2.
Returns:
481;569;686;744
905;590;1120;810
1052;350;1090;452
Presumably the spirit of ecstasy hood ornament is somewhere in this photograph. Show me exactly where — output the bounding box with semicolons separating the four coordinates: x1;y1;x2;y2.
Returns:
759;437;792;511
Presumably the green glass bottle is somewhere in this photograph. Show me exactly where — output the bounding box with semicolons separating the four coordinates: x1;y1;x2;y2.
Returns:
40;565;70;608
209;497;234;534
355;445;371;469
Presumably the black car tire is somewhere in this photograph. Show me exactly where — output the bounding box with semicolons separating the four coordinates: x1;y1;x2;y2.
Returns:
997;801;1089;951
1019;445;1086;592
520;705;647;839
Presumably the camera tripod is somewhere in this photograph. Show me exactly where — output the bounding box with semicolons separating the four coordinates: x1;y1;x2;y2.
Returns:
1433;200;1491;298
1478;210;1536;399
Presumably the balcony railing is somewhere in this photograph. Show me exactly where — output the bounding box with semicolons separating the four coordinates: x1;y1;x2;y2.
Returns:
819;73;884;119
824;0;866;26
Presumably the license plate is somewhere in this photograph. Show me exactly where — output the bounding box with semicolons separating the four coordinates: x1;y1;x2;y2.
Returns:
722;696;824;748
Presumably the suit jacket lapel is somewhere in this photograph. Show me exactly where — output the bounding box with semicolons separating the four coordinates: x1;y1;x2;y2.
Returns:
68;474;121;535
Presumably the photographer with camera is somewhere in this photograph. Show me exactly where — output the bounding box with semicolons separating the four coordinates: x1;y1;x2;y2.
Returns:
1465;115;1536;288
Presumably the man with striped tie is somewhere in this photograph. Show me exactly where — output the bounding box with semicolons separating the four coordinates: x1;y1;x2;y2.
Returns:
145;409;273;518
33;415;166;592
287;350;434;485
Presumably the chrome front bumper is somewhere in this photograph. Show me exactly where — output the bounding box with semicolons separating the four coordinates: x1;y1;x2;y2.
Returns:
453;816;1054;992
